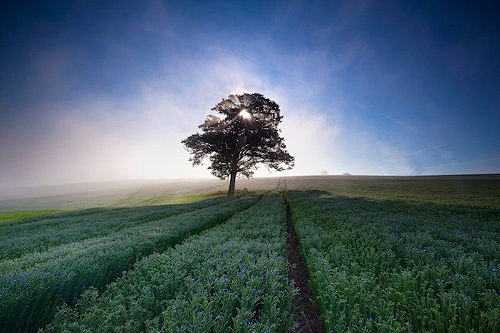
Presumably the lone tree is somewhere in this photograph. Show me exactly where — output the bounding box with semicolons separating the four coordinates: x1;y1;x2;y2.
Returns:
182;93;294;196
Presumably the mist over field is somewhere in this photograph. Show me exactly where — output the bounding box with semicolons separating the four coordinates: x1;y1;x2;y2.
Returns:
1;1;499;188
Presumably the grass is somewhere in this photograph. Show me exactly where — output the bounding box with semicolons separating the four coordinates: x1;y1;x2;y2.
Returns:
282;174;500;208
134;189;257;206
135;191;226;206
0;210;63;222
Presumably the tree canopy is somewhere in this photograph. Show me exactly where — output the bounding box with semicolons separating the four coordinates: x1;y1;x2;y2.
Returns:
182;93;294;196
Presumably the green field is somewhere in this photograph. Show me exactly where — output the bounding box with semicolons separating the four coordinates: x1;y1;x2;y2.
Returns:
0;175;498;332
0;210;63;222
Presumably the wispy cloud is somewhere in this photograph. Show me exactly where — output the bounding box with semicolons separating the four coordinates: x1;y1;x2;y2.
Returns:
0;45;437;186
2;1;498;187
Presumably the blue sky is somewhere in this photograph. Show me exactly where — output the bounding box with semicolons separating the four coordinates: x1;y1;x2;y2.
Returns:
1;0;499;187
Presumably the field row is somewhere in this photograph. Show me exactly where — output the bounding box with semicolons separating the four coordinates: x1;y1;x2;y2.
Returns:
0;195;260;332
42;194;294;332
2;186;498;332
287;191;500;332
0;197;227;260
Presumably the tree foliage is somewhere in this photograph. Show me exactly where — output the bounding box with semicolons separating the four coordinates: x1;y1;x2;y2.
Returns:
182;93;294;195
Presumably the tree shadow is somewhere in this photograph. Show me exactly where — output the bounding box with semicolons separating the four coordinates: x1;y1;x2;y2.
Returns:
286;190;500;234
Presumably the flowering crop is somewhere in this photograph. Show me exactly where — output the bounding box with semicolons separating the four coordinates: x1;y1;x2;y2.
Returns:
3;176;497;333
42;194;294;332
287;191;499;332
0;197;225;260
0;195;259;332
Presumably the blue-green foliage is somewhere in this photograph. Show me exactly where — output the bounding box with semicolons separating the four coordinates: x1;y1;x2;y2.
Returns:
0;197;225;260
4;178;496;333
0;195;259;332
287;191;500;332
43;194;294;333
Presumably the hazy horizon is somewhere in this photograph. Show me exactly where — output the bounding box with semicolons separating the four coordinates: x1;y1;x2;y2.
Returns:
2;173;500;192
1;1;499;187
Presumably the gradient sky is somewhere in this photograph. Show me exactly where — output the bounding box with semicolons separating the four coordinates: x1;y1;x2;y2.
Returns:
1;0;499;187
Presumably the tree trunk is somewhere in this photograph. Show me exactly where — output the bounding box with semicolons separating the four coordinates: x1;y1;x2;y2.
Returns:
227;171;237;196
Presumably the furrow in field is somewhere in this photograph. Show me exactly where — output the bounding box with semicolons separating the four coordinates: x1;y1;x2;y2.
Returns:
0;197;225;260
0;198;240;270
284;198;325;333
0;195;260;333
42;194;294;333
287;191;500;332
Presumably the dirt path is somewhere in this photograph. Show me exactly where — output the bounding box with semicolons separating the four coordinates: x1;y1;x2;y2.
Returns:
284;198;326;333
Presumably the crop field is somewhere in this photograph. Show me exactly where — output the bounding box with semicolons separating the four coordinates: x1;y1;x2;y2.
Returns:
0;175;498;332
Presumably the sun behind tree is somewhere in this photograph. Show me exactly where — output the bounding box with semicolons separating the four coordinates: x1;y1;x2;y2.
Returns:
182;93;294;196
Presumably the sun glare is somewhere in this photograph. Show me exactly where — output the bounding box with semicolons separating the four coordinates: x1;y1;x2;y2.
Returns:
239;109;252;120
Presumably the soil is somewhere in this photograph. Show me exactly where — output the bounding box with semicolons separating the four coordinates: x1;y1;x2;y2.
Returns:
284;199;326;333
